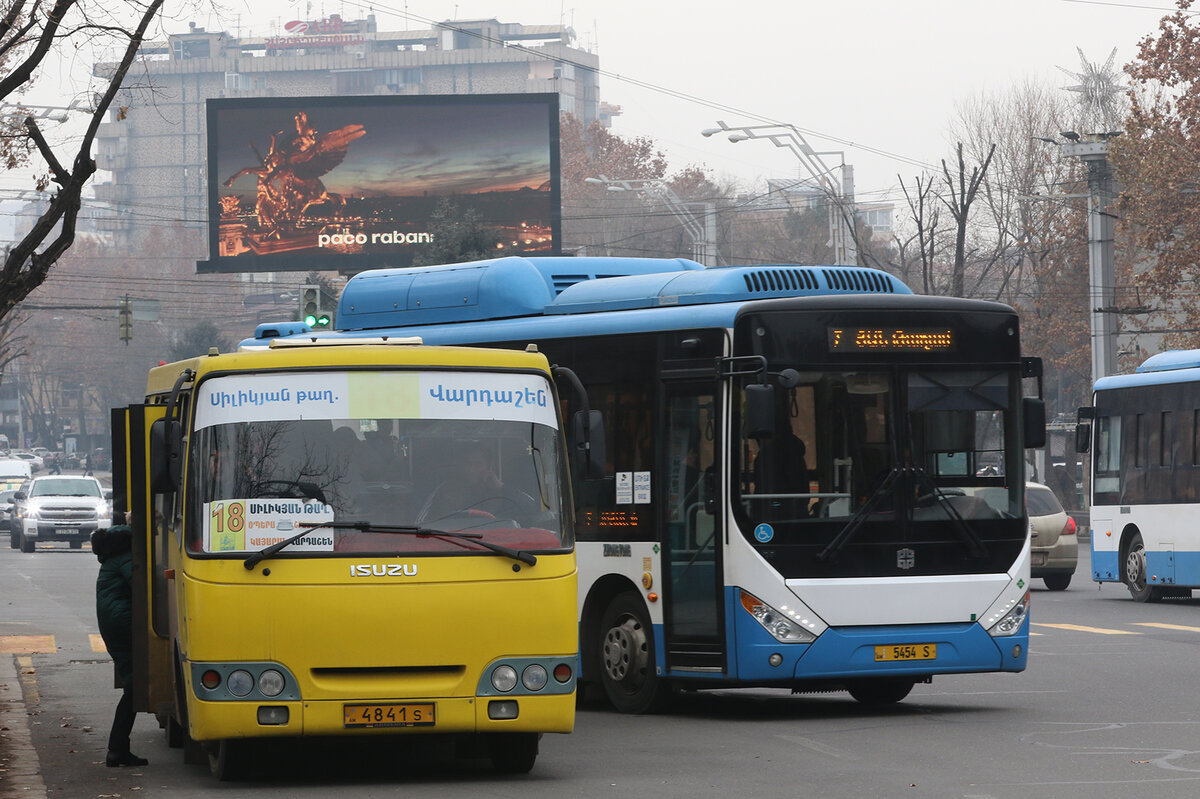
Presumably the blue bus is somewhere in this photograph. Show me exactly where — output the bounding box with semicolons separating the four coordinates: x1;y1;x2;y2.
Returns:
248;256;1046;712
1079;349;1200;602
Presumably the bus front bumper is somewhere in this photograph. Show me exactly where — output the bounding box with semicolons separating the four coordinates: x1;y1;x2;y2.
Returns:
186;693;576;742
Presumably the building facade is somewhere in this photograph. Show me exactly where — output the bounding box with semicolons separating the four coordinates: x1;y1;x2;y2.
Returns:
93;15;602;249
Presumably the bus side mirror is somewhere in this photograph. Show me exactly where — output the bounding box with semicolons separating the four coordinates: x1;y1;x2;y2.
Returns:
1075;423;1091;453
1022;397;1046;449
1075;406;1094;453
149;418;183;493
744;383;775;439
571;410;606;480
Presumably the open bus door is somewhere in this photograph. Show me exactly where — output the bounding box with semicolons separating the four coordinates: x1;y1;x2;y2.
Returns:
112;405;173;720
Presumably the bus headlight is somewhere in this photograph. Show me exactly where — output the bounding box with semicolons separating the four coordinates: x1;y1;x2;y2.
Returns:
227;669;254;697
739;590;818;643
258;669;286;697
491;665;518;692
986;590;1030;637
521;664;549;691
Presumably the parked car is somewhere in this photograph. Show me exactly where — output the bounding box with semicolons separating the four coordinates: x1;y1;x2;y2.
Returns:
1025;481;1078;591
0;489;16;536
0;459;32;491
11;451;44;473
11;474;111;552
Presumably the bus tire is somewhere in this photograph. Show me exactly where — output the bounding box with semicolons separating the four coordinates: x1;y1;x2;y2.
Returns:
1042;573;1071;591
1124;532;1164;603
488;732;538;774
847;678;915;705
598;591;668;714
166;715;184;749
207;739;252;781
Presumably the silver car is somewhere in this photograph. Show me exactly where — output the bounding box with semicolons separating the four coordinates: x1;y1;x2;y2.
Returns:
1026;481;1077;590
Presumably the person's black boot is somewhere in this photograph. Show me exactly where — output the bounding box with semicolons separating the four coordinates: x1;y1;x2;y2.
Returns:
105;751;148;767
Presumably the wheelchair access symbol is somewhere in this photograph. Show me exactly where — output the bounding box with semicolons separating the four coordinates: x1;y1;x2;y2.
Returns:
754;523;774;543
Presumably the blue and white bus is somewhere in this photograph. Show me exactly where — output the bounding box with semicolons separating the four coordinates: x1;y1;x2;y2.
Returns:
249;256;1045;711
1079;349;1200;602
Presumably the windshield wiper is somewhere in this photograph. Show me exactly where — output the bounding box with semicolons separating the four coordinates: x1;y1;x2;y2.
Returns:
242;520;537;570
818;466;902;562
817;466;988;562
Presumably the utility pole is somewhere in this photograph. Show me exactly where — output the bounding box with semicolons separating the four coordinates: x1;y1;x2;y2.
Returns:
1059;133;1119;385
584;176;717;266
701;120;858;266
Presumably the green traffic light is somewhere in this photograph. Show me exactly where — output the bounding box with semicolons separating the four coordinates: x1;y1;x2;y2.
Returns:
304;314;318;326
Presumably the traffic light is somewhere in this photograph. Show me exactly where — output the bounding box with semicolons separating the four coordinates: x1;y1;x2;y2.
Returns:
299;284;331;328
117;296;133;344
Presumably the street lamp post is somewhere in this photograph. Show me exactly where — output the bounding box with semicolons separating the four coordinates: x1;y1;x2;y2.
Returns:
701;120;858;266
584;175;717;266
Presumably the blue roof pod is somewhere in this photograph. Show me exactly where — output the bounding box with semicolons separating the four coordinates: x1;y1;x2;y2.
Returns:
335;255;706;331
1135;349;1200;373
546;263;910;314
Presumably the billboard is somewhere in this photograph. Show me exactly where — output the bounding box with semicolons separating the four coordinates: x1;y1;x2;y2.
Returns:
200;93;560;274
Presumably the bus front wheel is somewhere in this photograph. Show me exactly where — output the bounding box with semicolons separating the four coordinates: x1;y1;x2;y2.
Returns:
207;738;252;781
488;732;538;774
847;678;915;705
598;591;668;714
1124;533;1164;603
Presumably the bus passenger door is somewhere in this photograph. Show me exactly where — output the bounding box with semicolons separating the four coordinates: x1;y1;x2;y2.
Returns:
119;404;174;717
661;383;724;672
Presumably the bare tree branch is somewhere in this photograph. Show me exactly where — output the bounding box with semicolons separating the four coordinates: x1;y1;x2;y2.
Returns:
0;0;166;320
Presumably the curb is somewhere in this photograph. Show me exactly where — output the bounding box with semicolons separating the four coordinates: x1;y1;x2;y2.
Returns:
0;654;48;798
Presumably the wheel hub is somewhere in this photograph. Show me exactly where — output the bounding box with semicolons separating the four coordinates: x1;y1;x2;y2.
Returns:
603;616;647;683
1126;547;1146;587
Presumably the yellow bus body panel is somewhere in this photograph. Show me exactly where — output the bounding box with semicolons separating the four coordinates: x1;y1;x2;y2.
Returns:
136;341;578;743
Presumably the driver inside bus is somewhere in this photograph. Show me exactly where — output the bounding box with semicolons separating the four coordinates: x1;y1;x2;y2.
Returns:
417;440;507;523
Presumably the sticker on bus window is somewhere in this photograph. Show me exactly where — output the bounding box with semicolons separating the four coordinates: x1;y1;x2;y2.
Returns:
204;499;335;553
194;371;558;430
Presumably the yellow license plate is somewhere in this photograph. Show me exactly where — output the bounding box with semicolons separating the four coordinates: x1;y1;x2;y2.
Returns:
343;702;435;728
874;643;936;662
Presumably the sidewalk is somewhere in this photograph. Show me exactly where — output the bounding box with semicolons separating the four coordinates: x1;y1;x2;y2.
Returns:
0;653;47;797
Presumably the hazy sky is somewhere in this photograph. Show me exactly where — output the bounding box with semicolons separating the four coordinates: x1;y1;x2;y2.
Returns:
11;0;1179;207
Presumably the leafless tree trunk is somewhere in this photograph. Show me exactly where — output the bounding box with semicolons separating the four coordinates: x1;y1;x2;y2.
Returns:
940;142;995;297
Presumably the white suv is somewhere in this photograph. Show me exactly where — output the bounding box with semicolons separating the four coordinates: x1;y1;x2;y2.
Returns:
12;475;111;552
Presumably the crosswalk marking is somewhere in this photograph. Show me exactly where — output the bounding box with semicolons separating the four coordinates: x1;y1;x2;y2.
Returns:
1031;623;1141;635
1131;622;1200;633
0;635;57;653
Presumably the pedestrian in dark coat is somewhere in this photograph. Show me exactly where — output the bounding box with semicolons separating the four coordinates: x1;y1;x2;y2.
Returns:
92;524;148;767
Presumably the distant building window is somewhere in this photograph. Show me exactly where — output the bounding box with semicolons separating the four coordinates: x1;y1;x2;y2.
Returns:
224;72;251;90
381;68;421;88
172;39;210;60
560;94;575;115
333;70;372;94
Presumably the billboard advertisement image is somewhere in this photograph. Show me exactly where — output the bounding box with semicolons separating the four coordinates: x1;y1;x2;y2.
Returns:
201;93;560;274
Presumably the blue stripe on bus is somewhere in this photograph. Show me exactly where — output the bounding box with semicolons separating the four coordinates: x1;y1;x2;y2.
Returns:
1091;548;1200;586
687;587;1029;683
790;620;1028;678
1091;549;1121;582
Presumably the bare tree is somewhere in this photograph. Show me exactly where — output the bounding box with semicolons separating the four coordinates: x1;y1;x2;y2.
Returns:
0;0;167;321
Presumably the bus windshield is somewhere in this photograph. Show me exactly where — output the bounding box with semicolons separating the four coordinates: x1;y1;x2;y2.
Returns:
187;370;569;557
735;365;1024;578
